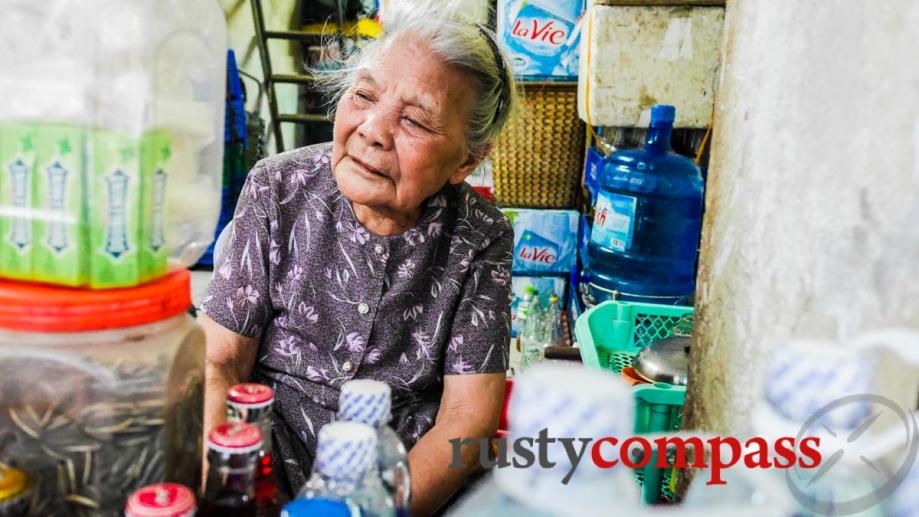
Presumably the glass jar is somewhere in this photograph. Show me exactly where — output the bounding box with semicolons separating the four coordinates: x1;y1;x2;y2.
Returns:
0;0;225;288
0;269;205;516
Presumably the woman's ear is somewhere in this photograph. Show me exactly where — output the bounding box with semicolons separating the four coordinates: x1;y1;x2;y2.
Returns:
448;142;493;185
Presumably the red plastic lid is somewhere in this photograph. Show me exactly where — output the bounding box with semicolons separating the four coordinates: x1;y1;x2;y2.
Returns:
208;422;263;453
227;383;274;406
0;269;191;332
125;483;196;517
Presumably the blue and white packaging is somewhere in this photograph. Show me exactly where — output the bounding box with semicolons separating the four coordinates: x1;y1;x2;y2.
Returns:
502;208;578;275
584;146;604;205
498;0;585;80
511;275;568;337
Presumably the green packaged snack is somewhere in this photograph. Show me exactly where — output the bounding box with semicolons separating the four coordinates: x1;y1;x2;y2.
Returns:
0;123;37;281
89;129;141;288
139;129;171;283
32;124;89;286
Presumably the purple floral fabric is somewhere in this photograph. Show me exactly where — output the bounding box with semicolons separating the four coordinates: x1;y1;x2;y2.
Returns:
201;143;512;495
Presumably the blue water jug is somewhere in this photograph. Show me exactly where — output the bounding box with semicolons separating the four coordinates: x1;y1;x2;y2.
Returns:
587;105;704;302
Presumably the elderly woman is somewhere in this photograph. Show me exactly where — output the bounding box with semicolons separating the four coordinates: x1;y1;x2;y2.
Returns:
200;3;516;514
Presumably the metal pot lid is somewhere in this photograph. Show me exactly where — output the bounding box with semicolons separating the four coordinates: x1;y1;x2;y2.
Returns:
632;336;690;386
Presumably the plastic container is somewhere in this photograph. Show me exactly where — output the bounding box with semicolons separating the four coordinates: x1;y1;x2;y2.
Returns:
0;269;205;515
575;299;693;504
0;0;226;288
587;105;704;301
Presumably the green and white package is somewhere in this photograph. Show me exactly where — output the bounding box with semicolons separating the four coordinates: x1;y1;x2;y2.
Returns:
0;123;37;281
139;129;171;283
32;124;88;286
89;129;141;288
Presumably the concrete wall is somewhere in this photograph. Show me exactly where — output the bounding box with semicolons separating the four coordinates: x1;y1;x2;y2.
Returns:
686;0;919;434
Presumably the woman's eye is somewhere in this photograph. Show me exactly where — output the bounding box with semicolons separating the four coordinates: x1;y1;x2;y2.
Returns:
354;91;372;102
402;117;427;131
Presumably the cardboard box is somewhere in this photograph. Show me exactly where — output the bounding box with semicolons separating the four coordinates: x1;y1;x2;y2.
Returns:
502;208;579;275
498;0;585;80
0;123;37;281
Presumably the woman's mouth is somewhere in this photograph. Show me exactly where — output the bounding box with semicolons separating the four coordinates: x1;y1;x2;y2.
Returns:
350;156;386;178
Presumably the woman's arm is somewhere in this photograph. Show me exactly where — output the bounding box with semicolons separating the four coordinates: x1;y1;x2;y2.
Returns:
200;313;261;484
407;372;505;516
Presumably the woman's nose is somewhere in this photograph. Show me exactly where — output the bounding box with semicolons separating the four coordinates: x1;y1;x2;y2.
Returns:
357;109;394;150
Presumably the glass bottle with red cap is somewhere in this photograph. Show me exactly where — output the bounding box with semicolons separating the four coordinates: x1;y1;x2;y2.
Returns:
226;383;280;516
125;483;197;517
200;422;262;517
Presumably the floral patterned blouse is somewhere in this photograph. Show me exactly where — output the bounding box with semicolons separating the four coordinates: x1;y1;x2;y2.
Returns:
201;143;513;495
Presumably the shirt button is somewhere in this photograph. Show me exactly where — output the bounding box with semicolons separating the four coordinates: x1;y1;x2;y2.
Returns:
374;243;384;255
342;360;353;372
358;302;370;315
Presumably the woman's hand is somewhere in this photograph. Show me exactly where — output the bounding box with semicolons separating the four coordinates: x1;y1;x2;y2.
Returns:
407;372;505;516
199;313;261;488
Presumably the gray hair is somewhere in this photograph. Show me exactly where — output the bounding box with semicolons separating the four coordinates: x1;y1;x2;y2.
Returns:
313;0;517;156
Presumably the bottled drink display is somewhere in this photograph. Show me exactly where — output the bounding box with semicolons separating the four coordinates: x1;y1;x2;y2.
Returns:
200;422;262;517
227;383;280;516
518;289;563;369
587;104;704;303
338;379;411;516
124;483;197;517
298;422;394;517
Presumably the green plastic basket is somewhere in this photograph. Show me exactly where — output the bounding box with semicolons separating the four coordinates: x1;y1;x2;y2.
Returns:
575;300;694;504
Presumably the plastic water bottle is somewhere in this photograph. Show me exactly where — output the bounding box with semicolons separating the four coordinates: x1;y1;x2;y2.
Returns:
448;362;640;516
297;422;394;517
520;295;545;368
513;286;539;337
587;105;704;303
544;294;562;346
338;380;411;517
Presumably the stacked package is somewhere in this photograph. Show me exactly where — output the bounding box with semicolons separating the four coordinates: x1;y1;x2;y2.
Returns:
0;0;225;288
502;209;579;337
577;4;724;127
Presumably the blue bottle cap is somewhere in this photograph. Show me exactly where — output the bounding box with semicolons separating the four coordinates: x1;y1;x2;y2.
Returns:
281;498;351;517
650;104;676;124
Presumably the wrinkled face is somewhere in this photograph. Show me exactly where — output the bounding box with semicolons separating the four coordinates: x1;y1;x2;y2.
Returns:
332;35;480;220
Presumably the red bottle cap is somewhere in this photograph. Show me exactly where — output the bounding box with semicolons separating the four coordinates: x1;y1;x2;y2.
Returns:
208;422;263;454
227;383;274;407
125;483;196;517
0;269;190;332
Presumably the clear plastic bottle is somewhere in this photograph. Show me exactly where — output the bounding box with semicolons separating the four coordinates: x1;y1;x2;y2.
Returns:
520;291;545;368
338;380;410;517
447;362;639;516
544;294;562;347
298;422;394;517
513;286;539;337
